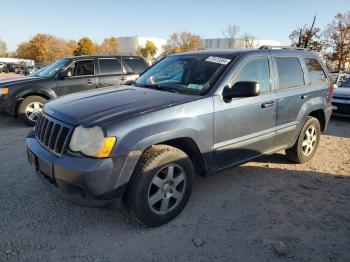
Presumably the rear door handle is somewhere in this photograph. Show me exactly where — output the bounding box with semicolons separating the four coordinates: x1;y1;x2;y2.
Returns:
301;94;310;99
120;76;126;81
261;101;275;108
86;79;92;85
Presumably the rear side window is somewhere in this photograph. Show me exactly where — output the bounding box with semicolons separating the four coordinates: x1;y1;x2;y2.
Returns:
276;57;304;89
304;58;327;84
122;57;148;74
233;57;271;93
99;59;123;74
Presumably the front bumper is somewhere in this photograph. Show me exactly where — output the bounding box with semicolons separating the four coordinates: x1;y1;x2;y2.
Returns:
26;133;136;207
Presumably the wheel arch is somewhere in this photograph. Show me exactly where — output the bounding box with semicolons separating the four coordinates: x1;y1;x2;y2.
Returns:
14;90;55;117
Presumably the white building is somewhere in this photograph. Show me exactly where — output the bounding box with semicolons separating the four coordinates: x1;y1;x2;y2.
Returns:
117;37;166;59
202;38;281;49
0;57;35;66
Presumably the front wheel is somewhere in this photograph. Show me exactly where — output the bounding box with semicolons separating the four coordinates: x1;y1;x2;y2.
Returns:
285;116;321;163
18;96;46;126
124;145;194;227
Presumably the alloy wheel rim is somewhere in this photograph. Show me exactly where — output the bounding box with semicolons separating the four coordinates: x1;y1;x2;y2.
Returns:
25;102;43;121
148;164;186;215
302;126;317;156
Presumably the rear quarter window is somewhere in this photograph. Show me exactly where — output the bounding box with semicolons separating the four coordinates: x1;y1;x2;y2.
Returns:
275;57;305;89
304;57;327;85
122;57;148;74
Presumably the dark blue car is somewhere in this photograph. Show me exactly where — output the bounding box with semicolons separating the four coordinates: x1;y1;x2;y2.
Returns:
26;47;333;227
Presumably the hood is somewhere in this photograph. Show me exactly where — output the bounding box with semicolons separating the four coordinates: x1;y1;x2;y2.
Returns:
0;76;43;86
333;87;350;98
44;86;199;126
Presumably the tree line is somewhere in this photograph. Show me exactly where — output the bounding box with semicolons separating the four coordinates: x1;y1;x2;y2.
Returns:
0;11;348;70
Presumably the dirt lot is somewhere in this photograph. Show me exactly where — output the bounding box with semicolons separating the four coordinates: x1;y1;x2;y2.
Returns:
0;113;349;262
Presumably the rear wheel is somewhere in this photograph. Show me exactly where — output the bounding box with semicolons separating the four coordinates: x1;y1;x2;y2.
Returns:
18;96;46;126
124;145;194;227
285;116;321;163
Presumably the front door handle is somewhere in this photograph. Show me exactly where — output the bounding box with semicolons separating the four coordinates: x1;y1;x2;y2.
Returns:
301;94;310;99
119;76;126;81
261;101;275;108
86;79;92;85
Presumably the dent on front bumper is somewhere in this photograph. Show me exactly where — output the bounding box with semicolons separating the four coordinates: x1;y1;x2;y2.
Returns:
26;132;136;207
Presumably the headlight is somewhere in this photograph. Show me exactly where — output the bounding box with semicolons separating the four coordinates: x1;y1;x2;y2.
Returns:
69;125;116;158
0;87;9;95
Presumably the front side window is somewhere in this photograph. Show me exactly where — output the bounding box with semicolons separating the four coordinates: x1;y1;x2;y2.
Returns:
135;55;233;95
304;58;327;85
276;57;304;89
232;57;271;93
66;60;94;76
99;59;122;74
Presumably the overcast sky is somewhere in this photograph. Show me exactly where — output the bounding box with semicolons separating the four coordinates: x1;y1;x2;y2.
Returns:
1;0;349;51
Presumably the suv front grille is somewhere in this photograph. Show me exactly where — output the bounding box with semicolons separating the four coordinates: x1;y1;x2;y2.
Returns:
35;113;72;156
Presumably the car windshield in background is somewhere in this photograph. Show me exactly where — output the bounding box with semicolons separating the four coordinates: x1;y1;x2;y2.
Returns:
340;79;350;88
134;55;232;95
31;59;69;78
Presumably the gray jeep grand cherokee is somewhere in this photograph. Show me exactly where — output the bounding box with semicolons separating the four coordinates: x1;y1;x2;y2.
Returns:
26;46;333;227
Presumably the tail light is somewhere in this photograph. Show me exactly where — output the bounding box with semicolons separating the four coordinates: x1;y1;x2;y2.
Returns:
328;83;334;103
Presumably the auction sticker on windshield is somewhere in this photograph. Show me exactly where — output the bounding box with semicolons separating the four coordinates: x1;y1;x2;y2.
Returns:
205;56;231;65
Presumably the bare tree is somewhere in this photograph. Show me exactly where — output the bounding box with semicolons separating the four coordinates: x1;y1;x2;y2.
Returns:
242;33;256;48
323;12;350;70
222;25;239;48
289;15;322;51
0;38;7;56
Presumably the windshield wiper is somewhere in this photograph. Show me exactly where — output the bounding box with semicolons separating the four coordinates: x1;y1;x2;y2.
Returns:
133;83;178;93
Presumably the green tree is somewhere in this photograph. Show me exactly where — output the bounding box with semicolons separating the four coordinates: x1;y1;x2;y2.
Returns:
74;37;96;56
138;41;157;63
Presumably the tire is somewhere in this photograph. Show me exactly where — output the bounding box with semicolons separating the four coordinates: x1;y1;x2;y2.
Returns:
285;116;321;163
124;145;194;227
18;96;46;126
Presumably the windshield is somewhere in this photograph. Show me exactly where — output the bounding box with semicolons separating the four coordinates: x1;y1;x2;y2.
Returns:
134;55;232;95
31;59;69;78
340;78;350;88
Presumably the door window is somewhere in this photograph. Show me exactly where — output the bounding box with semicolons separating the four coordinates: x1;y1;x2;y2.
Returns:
275;57;304;89
99;59;123;74
66;60;94;76
233;57;271;93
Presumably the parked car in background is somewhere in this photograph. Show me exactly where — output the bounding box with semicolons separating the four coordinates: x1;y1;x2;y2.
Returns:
332;78;350;116
0;55;148;125
6;63;19;72
26;47;333;227
332;71;350;86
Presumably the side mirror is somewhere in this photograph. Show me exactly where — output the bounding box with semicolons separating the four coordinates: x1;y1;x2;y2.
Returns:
60;70;72;79
223;81;260;100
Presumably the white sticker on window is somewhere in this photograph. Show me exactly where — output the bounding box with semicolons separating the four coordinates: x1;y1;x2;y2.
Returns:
205;56;231;65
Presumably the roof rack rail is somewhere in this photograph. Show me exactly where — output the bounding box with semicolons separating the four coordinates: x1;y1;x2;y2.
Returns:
258;45;310;51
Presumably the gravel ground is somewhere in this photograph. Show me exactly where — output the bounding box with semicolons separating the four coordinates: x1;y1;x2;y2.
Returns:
0;114;349;262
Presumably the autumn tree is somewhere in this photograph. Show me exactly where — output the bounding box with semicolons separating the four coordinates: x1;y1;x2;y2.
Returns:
16;34;76;62
138;41;157;63
96;37;119;54
0;38;7;56
74;37;96;56
323;12;350;70
162;32;202;55
289;15;322;51
222;25;240;48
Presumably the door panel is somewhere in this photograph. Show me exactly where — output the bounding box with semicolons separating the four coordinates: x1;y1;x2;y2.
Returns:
54;59;97;96
213;94;277;170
